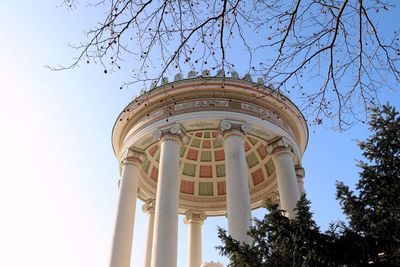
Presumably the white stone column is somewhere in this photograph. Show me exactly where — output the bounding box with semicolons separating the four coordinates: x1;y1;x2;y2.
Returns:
184;211;206;267
267;137;300;219
295;165;305;195
142;199;156;267
151;124;183;267
220;120;252;244
109;149;145;267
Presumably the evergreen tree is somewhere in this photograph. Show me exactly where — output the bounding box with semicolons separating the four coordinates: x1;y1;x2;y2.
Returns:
217;194;334;267
336;104;400;266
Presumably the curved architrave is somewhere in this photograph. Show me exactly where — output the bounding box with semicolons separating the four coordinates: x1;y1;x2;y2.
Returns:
112;77;308;158
122;111;300;158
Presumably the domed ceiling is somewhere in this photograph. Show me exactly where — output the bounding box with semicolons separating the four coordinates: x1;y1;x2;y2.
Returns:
139;129;279;214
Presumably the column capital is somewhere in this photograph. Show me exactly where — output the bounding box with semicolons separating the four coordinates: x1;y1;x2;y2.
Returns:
218;120;252;139
121;148;146;167
184;211;207;225
266;136;293;156
262;191;280;204
142;199;156;214
152;123;187;145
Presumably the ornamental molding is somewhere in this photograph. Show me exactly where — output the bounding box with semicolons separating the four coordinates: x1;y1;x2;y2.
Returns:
175;99;228;111
152;123;188;144
121;148;146;166
218;119;252;139
266;136;294;156
140;136;154;147
241;103;280;122
184;210;207;224
187;121;215;129
252;127;272;139
142;199;156;214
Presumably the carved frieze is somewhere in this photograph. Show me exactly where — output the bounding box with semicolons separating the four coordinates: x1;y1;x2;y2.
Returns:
175;100;228;111
187;121;215;129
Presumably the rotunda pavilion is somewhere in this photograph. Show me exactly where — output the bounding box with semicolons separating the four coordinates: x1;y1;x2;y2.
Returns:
109;72;308;267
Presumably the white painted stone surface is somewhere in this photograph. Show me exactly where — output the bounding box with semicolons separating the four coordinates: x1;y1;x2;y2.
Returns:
151;137;181;267
273;151;300;218
295;166;305;194
223;133;252;244
187;221;202;267
297;178;305;195
109;162;140;267
185;212;206;267
143;200;155;267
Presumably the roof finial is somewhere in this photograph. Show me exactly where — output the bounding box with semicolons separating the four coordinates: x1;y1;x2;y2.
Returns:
202;69;210;77
231;71;239;79
243;73;252;82
188;70;197;78
174;73;183;81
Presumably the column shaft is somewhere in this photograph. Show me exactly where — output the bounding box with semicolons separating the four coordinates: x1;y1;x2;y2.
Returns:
223;133;252;244
188;222;202;267
185;212;206;267
109;162;140;267
297;179;305;195
295;166;305;195
143;201;155;267
151;137;181;267
273;151;300;218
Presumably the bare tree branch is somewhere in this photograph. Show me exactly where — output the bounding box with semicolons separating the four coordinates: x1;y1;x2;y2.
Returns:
53;0;400;129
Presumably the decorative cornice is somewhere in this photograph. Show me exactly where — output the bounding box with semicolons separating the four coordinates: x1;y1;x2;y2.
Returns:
142;199;156;214
218;120;252;140
184;210;207;224
121;148;146;166
266;136;293;156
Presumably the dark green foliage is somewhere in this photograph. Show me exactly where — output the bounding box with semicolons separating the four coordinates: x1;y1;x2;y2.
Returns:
217;195;335;267
336;104;400;266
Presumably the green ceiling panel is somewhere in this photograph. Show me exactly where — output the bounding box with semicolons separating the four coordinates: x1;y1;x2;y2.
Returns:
180;146;186;157
265;159;276;176
191;138;201;148
213;138;223;148
199;182;213;196
183;163;196;177
201;151;212;162
246;152;259;168
142;158;150;173
216;164;226;177
248;136;259;145
204;132;210;138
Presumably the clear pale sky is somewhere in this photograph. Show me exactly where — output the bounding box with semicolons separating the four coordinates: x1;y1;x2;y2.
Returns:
0;2;399;267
